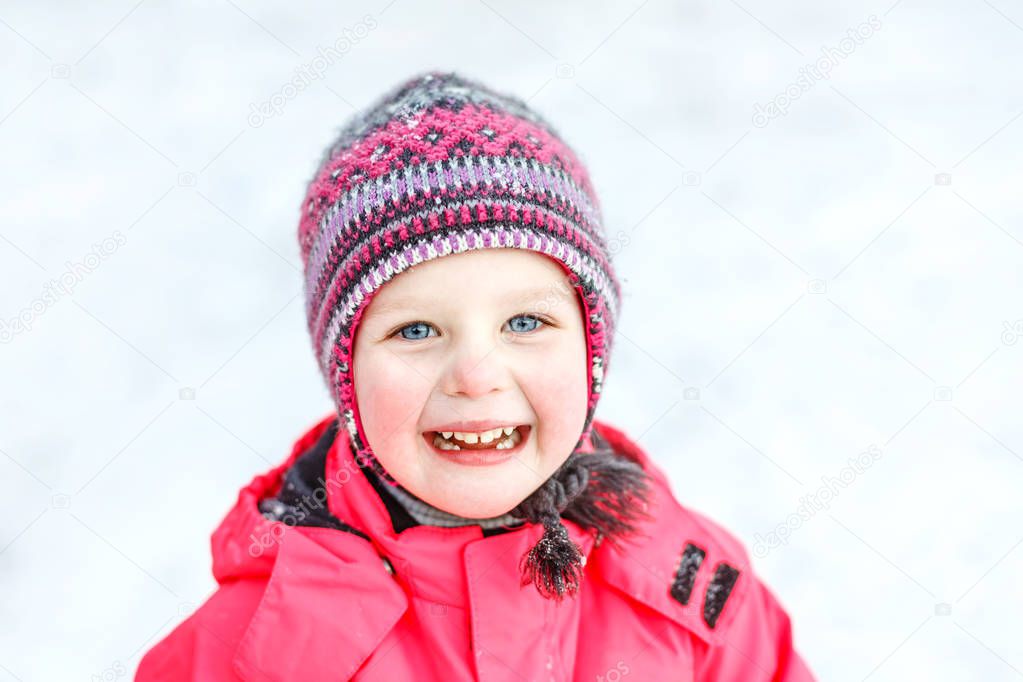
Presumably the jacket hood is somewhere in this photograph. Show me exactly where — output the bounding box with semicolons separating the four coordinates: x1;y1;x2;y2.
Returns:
209;414;752;654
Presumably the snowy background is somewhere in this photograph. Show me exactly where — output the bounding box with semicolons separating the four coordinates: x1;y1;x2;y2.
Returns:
2;0;1022;679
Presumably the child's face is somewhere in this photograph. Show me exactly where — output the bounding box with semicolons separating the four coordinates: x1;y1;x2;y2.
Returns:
352;248;589;519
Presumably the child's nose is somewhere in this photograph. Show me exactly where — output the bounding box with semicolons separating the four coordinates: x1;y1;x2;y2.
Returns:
439;338;508;399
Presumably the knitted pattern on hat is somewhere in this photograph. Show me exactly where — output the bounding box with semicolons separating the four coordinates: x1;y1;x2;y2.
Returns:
298;71;648;600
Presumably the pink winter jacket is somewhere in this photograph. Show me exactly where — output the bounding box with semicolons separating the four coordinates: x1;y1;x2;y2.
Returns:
136;413;815;681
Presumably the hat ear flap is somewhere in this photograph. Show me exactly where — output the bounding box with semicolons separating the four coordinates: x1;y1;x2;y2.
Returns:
518;514;585;601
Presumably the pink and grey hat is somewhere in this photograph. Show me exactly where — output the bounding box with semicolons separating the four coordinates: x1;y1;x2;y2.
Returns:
298;70;621;483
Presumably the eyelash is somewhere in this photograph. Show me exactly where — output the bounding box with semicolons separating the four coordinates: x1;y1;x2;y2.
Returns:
388;314;551;341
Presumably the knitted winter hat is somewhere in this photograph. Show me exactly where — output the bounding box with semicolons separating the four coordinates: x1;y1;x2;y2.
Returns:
298;71;651;600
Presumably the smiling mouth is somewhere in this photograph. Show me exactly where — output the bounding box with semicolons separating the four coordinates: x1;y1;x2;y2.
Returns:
424;425;530;452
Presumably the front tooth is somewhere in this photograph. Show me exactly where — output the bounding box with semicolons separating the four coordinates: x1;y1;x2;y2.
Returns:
480;430;495;444
462;431;479;444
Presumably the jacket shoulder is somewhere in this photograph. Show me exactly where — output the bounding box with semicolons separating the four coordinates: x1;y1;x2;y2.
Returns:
135;578;267;681
137;414;343;681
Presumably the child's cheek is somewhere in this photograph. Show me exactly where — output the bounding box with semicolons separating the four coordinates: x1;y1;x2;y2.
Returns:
354;350;430;451
523;343;589;451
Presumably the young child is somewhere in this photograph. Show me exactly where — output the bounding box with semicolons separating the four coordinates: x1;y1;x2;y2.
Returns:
137;71;815;681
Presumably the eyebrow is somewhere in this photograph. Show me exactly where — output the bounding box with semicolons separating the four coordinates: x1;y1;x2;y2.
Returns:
370;284;570;316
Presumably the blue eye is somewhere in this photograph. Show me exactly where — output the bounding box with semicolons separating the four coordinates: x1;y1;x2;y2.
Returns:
396;321;436;340
391;314;547;341
506;314;544;334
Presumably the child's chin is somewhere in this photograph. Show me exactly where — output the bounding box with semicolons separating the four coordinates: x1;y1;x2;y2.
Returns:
436;492;521;520
418;471;531;518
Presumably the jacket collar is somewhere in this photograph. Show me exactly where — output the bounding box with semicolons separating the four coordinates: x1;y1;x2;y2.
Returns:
232;525;409;680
